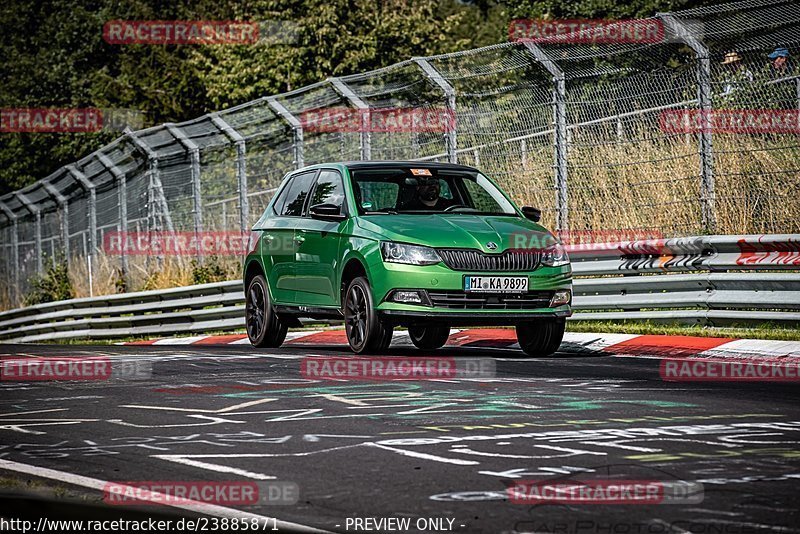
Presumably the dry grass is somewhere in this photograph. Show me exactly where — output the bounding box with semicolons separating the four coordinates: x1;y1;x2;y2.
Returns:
495;129;799;236
2;131;798;312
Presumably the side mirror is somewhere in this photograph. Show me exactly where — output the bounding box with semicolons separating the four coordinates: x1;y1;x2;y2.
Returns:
521;206;542;222
309;203;346;221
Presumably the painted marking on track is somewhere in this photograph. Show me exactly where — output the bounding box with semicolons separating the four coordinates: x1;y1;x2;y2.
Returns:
119;397;278;414
108;414;246;428
153;456;277;480
0;459;331;533
366;443;480;465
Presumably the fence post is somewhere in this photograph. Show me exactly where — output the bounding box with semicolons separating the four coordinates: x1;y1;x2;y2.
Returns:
523;42;569;232
67;165;97;270
211;115;249;233
42;179;70;264
414;58;457;163
97;153;129;278
15;192;42;274
660;13;715;233
166;125;203;252
266;97;304;169
330;77;371;160
0;202;19;302
127;131;175;234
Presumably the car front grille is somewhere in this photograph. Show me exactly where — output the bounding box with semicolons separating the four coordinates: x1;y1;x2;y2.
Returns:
428;290;554;310
437;248;540;271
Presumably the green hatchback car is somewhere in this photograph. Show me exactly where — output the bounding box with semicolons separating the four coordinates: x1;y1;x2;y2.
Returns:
243;161;572;355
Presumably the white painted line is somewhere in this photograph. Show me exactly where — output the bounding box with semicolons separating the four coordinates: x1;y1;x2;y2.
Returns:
154;456;277;480
153;336;208;345
366;443;479;465
0;459;331;533
119;397;278;414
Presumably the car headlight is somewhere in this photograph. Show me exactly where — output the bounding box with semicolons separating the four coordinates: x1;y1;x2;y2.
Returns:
541;242;569;267
380;242;441;266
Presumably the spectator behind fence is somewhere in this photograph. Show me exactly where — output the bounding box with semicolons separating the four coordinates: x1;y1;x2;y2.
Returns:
767;47;794;78
720;51;754;97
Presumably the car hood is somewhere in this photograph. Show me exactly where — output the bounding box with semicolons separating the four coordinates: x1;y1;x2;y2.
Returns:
356;214;551;253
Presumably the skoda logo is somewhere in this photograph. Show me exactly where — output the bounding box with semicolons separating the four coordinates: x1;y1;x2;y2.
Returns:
486;242;498;250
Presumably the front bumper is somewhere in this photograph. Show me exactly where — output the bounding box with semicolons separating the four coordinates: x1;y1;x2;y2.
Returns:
369;259;572;324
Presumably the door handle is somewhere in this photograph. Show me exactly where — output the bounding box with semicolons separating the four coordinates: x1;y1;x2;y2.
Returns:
294;232;306;245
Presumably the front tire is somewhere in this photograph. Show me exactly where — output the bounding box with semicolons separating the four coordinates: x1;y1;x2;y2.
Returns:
344;277;392;353
246;274;288;348
408;325;450;350
516;318;565;357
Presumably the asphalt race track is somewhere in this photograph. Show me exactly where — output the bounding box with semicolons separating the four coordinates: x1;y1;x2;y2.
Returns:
1;338;799;534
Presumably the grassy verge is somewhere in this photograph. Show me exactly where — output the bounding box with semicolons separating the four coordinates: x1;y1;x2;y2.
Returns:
566;320;800;341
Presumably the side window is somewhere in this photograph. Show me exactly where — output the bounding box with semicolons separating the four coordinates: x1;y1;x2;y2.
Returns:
280;171;317;217
271;176;294;215
309;170;345;213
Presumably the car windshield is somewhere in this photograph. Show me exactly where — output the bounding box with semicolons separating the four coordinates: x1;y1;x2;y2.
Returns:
350;167;518;215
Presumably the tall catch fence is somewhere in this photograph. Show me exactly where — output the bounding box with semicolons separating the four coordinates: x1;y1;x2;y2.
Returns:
1;0;798;308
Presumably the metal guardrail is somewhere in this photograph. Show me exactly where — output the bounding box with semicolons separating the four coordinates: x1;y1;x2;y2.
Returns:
0;234;797;343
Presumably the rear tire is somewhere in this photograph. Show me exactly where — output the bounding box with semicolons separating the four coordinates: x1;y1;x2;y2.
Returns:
408;325;450;350
246;274;288;348
344;277;393;353
516;318;565;357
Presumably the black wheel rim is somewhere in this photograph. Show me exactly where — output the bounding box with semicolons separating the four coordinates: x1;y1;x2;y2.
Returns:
246;281;266;340
345;285;368;348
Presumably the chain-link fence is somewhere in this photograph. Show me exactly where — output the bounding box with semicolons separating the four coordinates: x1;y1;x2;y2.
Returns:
1;0;799;308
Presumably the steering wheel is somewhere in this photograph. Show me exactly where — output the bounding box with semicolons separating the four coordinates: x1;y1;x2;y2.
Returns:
443;204;469;212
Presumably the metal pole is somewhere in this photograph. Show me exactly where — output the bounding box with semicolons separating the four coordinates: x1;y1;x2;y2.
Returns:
414;58;457;164
660;13;715;233
211;115;250;232
67;164;97;263
523;42;569;231
43;180;70;263
15;192;43;274
165;125;203;247
97;153;129;277
127;131;175;233
266;97;305;169
330;77;372;160
0;202;19;302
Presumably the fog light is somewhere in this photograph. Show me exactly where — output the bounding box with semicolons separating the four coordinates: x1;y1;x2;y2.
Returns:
550;289;571;307
392;290;423;304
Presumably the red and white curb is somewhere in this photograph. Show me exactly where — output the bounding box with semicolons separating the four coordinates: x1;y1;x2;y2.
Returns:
122;329;800;361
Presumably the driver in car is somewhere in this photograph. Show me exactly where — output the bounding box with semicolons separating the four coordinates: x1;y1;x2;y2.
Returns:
403;177;454;211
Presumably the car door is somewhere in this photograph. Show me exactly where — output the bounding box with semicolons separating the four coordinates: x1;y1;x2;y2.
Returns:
261;170;318;305
292;169;347;308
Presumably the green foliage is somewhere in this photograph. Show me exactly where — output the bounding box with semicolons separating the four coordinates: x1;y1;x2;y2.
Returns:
23;258;75;306
191;256;229;284
0;0;724;196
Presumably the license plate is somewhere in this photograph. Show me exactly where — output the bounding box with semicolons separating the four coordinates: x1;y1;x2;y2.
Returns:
464;275;528;293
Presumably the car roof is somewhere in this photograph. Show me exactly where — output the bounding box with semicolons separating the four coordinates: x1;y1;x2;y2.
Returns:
295;161;480;173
